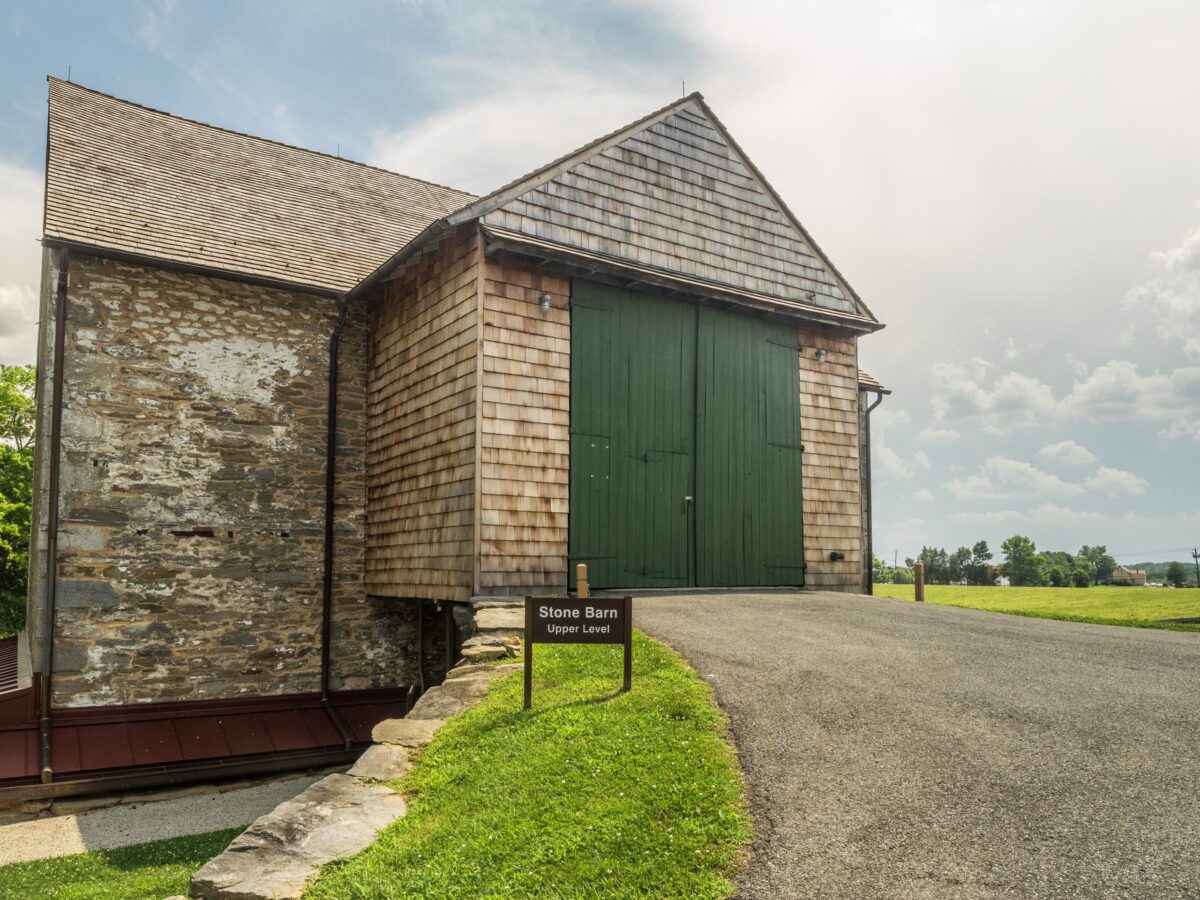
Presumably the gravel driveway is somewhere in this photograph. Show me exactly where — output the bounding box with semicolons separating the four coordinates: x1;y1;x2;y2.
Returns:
634;592;1200;899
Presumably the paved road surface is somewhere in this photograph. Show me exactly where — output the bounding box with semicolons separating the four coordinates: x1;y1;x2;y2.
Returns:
635;592;1200;899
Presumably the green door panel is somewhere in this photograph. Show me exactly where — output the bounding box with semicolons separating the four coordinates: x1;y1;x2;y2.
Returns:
569;284;694;589
570;281;805;589
696;306;806;586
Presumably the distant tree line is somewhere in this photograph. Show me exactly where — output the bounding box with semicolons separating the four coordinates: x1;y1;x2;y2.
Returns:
875;537;1194;588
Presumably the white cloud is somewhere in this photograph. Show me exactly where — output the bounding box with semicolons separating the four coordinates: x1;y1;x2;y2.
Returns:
917;426;960;443
944;473;1011;501
1038;439;1098;466
912;488;935;502
914;450;930;470
947;504;1200;535
1123;225;1200;361
981;456;1082;495
1065;354;1089;378
0;160;43;364
930;361;1057;435
877;446;916;480
873;408;912;431
945;455;1083;500
948;503;1114;529
1086;466;1148;497
927;355;1200;442
1059;360;1200;424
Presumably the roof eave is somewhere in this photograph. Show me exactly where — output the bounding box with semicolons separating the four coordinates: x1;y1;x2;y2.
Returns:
41;237;344;299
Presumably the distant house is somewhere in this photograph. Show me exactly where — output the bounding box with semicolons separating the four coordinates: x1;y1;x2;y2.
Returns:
3;79;885;797
1109;566;1147;586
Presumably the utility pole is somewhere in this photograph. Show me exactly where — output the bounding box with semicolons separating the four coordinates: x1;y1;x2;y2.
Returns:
1193;547;1200;587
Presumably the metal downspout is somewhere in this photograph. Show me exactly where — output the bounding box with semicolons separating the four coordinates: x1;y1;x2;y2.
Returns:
321;297;354;750
863;390;885;596
39;247;69;783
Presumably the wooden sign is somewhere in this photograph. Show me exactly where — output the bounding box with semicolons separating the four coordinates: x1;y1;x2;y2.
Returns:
524;596;632;709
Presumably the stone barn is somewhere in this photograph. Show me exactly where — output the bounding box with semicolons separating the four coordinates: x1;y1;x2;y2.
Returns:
0;78;884;797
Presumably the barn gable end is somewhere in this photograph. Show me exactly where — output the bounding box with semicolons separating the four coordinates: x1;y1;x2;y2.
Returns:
466;95;876;327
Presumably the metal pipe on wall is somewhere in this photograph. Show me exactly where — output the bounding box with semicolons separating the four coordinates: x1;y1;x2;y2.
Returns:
863;389;886;597
38;247;70;783
321;296;354;750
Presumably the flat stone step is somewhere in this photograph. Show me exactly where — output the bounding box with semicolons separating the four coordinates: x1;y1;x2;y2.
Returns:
347;743;411;782
474;606;524;635
371;717;444;747
189;773;406;899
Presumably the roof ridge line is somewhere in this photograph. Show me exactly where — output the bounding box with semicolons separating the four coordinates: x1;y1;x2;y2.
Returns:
46;75;478;202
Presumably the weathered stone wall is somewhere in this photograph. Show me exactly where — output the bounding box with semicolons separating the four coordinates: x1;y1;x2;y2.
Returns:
38;253;419;707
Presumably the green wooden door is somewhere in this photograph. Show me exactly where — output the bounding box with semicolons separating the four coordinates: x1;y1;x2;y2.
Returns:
570;282;805;589
696;306;807;586
570;282;695;589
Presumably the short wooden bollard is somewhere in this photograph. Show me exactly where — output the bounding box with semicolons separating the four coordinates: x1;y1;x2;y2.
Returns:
576;562;589;598
914;562;925;603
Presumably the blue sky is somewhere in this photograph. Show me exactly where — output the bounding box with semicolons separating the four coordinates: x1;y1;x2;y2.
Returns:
2;0;1199;567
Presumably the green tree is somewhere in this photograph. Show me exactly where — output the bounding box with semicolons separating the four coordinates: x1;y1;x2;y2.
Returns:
872;554;892;584
917;546;950;584
1048;566;1066;587
1166;561;1188;588
1000;534;1042;587
1070;565;1091;588
0;364;35;638
966;540;993;585
1077;545;1117;585
947;547;972;584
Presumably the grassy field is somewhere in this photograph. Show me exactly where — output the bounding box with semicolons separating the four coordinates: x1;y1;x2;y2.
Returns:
305;632;751;899
876;584;1200;631
0;828;241;900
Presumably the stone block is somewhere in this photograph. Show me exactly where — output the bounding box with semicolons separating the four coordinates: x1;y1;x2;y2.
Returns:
347;743;411;782
55;580;120;609
408;675;496;720
189;774;406;900
461;645;507;663
474;606;524;635
49;793;121;817
445;661;521;681
371;717;444;747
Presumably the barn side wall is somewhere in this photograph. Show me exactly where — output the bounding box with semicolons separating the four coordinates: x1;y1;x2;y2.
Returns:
797;329;863;591
366;227;479;601
31;253;415;708
477;256;571;594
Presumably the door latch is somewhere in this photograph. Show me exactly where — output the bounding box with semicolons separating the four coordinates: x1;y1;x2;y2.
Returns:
683;495;695;512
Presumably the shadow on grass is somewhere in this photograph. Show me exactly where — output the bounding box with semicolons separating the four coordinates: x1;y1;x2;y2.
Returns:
93;828;243;872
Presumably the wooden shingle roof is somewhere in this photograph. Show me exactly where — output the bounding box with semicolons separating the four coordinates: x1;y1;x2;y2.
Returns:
44;78;476;293
857;370;889;393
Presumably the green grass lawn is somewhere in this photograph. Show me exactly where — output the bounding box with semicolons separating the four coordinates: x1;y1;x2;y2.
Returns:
876;583;1200;631
305;632;751;899
0;827;241;900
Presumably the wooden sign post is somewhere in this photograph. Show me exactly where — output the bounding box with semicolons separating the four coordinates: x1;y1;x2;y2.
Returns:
524;595;633;710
